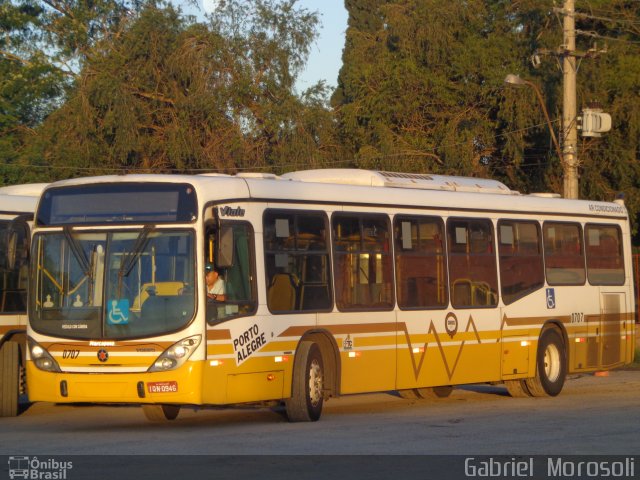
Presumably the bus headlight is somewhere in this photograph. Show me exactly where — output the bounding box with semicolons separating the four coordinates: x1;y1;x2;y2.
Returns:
27;337;61;373
148;335;201;372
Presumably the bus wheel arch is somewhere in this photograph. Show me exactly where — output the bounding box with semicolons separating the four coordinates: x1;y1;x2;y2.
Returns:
525;322;567;397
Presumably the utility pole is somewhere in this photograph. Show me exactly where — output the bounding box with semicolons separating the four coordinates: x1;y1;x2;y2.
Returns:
562;0;579;199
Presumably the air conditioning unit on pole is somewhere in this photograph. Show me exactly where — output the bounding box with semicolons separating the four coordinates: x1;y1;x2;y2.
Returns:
580;108;612;137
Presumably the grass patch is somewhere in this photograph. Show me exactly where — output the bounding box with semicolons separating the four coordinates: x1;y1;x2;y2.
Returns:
635;347;640;365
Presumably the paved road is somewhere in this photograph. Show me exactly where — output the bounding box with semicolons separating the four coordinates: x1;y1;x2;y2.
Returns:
2;370;639;456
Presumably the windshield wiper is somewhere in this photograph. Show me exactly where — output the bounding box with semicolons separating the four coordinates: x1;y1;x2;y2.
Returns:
116;225;155;297
63;226;92;280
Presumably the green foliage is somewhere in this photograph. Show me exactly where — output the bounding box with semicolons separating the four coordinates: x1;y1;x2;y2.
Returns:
334;0;640;234
0;0;145;183
333;0;534;177
23;1;340;177
3;0;640;239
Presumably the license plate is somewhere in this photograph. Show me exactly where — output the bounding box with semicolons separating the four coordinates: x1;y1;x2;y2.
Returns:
147;381;178;394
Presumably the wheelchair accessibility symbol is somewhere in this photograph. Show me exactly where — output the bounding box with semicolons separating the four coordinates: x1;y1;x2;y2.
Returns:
108;299;130;325
546;288;556;309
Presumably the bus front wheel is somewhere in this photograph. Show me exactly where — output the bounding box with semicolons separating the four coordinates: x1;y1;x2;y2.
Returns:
0;342;20;417
285;341;324;422
525;328;566;397
142;404;180;422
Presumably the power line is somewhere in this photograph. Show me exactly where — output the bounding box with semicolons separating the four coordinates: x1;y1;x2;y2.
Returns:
570;10;640;28
576;29;640;45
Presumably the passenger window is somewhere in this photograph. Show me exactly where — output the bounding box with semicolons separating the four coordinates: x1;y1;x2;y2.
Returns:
332;213;393;311
498;220;544;304
585;224;624;286
394;216;447;309
543;222;585;285
0;220;30;313
447;218;498;308
264;210;331;312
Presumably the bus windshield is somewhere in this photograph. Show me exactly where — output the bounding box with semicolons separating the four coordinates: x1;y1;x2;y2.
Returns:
30;229;195;339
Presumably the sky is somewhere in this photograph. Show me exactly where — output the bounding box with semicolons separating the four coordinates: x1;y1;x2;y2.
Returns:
178;0;348;92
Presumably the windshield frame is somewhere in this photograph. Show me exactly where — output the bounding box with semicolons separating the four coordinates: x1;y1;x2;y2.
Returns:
29;227;199;341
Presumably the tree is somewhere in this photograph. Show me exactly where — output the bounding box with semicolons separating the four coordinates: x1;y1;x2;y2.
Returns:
22;0;340;178
332;0;539;179
333;0;640;234
0;0;145;183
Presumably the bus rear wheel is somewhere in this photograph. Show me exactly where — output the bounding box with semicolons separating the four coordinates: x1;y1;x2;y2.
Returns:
525;328;566;397
285;341;324;422
142;404;180;422
0;342;20;417
397;389;421;400
504;380;532;398
416;386;453;399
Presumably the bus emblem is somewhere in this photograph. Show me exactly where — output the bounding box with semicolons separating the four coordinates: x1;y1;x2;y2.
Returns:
220;206;245;217
97;349;109;362
445;313;458;338
343;335;353;351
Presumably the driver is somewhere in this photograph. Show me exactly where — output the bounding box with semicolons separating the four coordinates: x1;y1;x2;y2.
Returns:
205;263;226;302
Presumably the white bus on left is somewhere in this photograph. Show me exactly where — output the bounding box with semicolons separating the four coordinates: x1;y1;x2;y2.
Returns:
0;183;49;417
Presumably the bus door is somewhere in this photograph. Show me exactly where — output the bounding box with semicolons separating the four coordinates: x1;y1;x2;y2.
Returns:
0;216;30;317
600;292;625;367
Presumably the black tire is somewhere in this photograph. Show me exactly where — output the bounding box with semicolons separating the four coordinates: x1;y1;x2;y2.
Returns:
504;379;532;398
525;328;566;397
416;385;454;399
142;404;180;422
397;389;421;400
0;342;20;417
285;341;324;422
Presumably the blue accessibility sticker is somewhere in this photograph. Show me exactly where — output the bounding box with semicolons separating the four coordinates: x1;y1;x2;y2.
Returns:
107;299;130;325
546;288;556;309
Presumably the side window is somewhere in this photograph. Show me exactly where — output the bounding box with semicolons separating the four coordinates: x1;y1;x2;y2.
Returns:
543;222;585;285
447;218;498;308
264;210;331;313
498;220;544;305
332;213;394;311
585;224;624;286
206;222;257;324
0;220;30;313
394;216;448;309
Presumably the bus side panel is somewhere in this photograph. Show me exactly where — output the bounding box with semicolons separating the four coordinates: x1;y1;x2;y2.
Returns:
397;310;502;389
319;312;396;395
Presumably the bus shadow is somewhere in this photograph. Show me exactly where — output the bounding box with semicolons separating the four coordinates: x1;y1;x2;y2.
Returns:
456;384;510;397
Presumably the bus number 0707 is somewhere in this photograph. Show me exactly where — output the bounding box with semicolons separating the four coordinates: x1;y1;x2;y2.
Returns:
570;312;584;324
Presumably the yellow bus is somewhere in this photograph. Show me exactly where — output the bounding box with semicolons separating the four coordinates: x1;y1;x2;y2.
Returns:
0;183;49;417
26;170;635;421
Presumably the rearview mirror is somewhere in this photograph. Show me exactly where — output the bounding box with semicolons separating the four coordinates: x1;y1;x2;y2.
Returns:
216;225;234;268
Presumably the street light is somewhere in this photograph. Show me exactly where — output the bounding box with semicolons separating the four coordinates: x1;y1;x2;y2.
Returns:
504;74;568;197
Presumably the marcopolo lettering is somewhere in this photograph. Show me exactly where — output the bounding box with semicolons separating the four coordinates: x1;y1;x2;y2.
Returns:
233;324;267;363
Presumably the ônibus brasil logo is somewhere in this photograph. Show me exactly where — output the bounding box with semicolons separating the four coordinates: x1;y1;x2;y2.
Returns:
7;456;72;479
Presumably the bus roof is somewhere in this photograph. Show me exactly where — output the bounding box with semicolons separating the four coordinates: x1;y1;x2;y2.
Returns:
0;183;49;196
40;170;627;220
0;183;49;216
